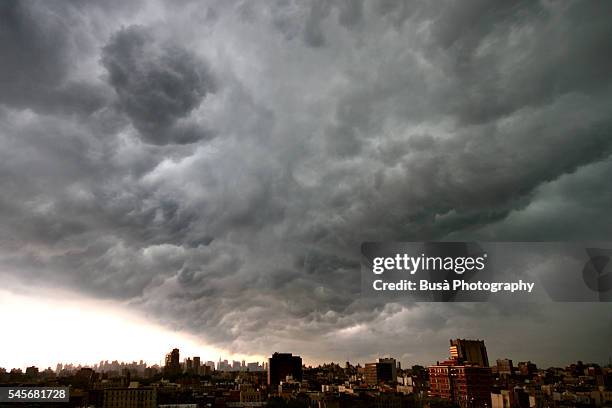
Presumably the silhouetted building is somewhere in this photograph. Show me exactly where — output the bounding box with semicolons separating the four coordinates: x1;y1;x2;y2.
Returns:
233;360;242;371
164;348;181;376
268;352;302;386
74;367;96;388
450;339;489;367
365;358;398;385
193;356;201;375
25;366;39;378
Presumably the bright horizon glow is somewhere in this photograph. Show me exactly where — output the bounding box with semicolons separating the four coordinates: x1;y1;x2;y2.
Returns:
0;288;265;371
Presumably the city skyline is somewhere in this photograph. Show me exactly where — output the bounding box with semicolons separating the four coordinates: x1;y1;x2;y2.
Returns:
4;342;611;374
4;340;610;408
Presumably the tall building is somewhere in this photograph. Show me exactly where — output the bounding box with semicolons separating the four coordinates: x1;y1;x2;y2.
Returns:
364;358;398;385
379;358;398;382
450;339;489;367
218;359;231;371
233;360;242;371
164;348;180;376
430;340;492;408
364;363;378;385
268;352;302;386
193;356;201;375
429;363;493;408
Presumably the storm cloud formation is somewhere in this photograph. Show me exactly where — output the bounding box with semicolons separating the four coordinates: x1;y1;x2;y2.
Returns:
1;0;611;366
102;26;216;144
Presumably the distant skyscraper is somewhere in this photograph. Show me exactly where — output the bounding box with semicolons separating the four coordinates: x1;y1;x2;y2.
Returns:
164;348;180;376
450;339;489;367
193;357;201;375
218;359;231;371
232;360;242;371
267;352;302;386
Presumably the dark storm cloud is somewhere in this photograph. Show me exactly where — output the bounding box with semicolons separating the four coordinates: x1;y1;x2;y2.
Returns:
0;0;611;367
336;0;364;29
426;0;612;125
0;1;110;115
303;0;331;47
102;26;216;145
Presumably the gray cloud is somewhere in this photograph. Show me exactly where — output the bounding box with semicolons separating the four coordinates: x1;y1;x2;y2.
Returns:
0;1;111;115
102;25;216;145
0;0;611;367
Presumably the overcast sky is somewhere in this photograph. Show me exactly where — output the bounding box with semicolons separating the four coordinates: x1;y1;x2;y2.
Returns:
1;0;612;370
